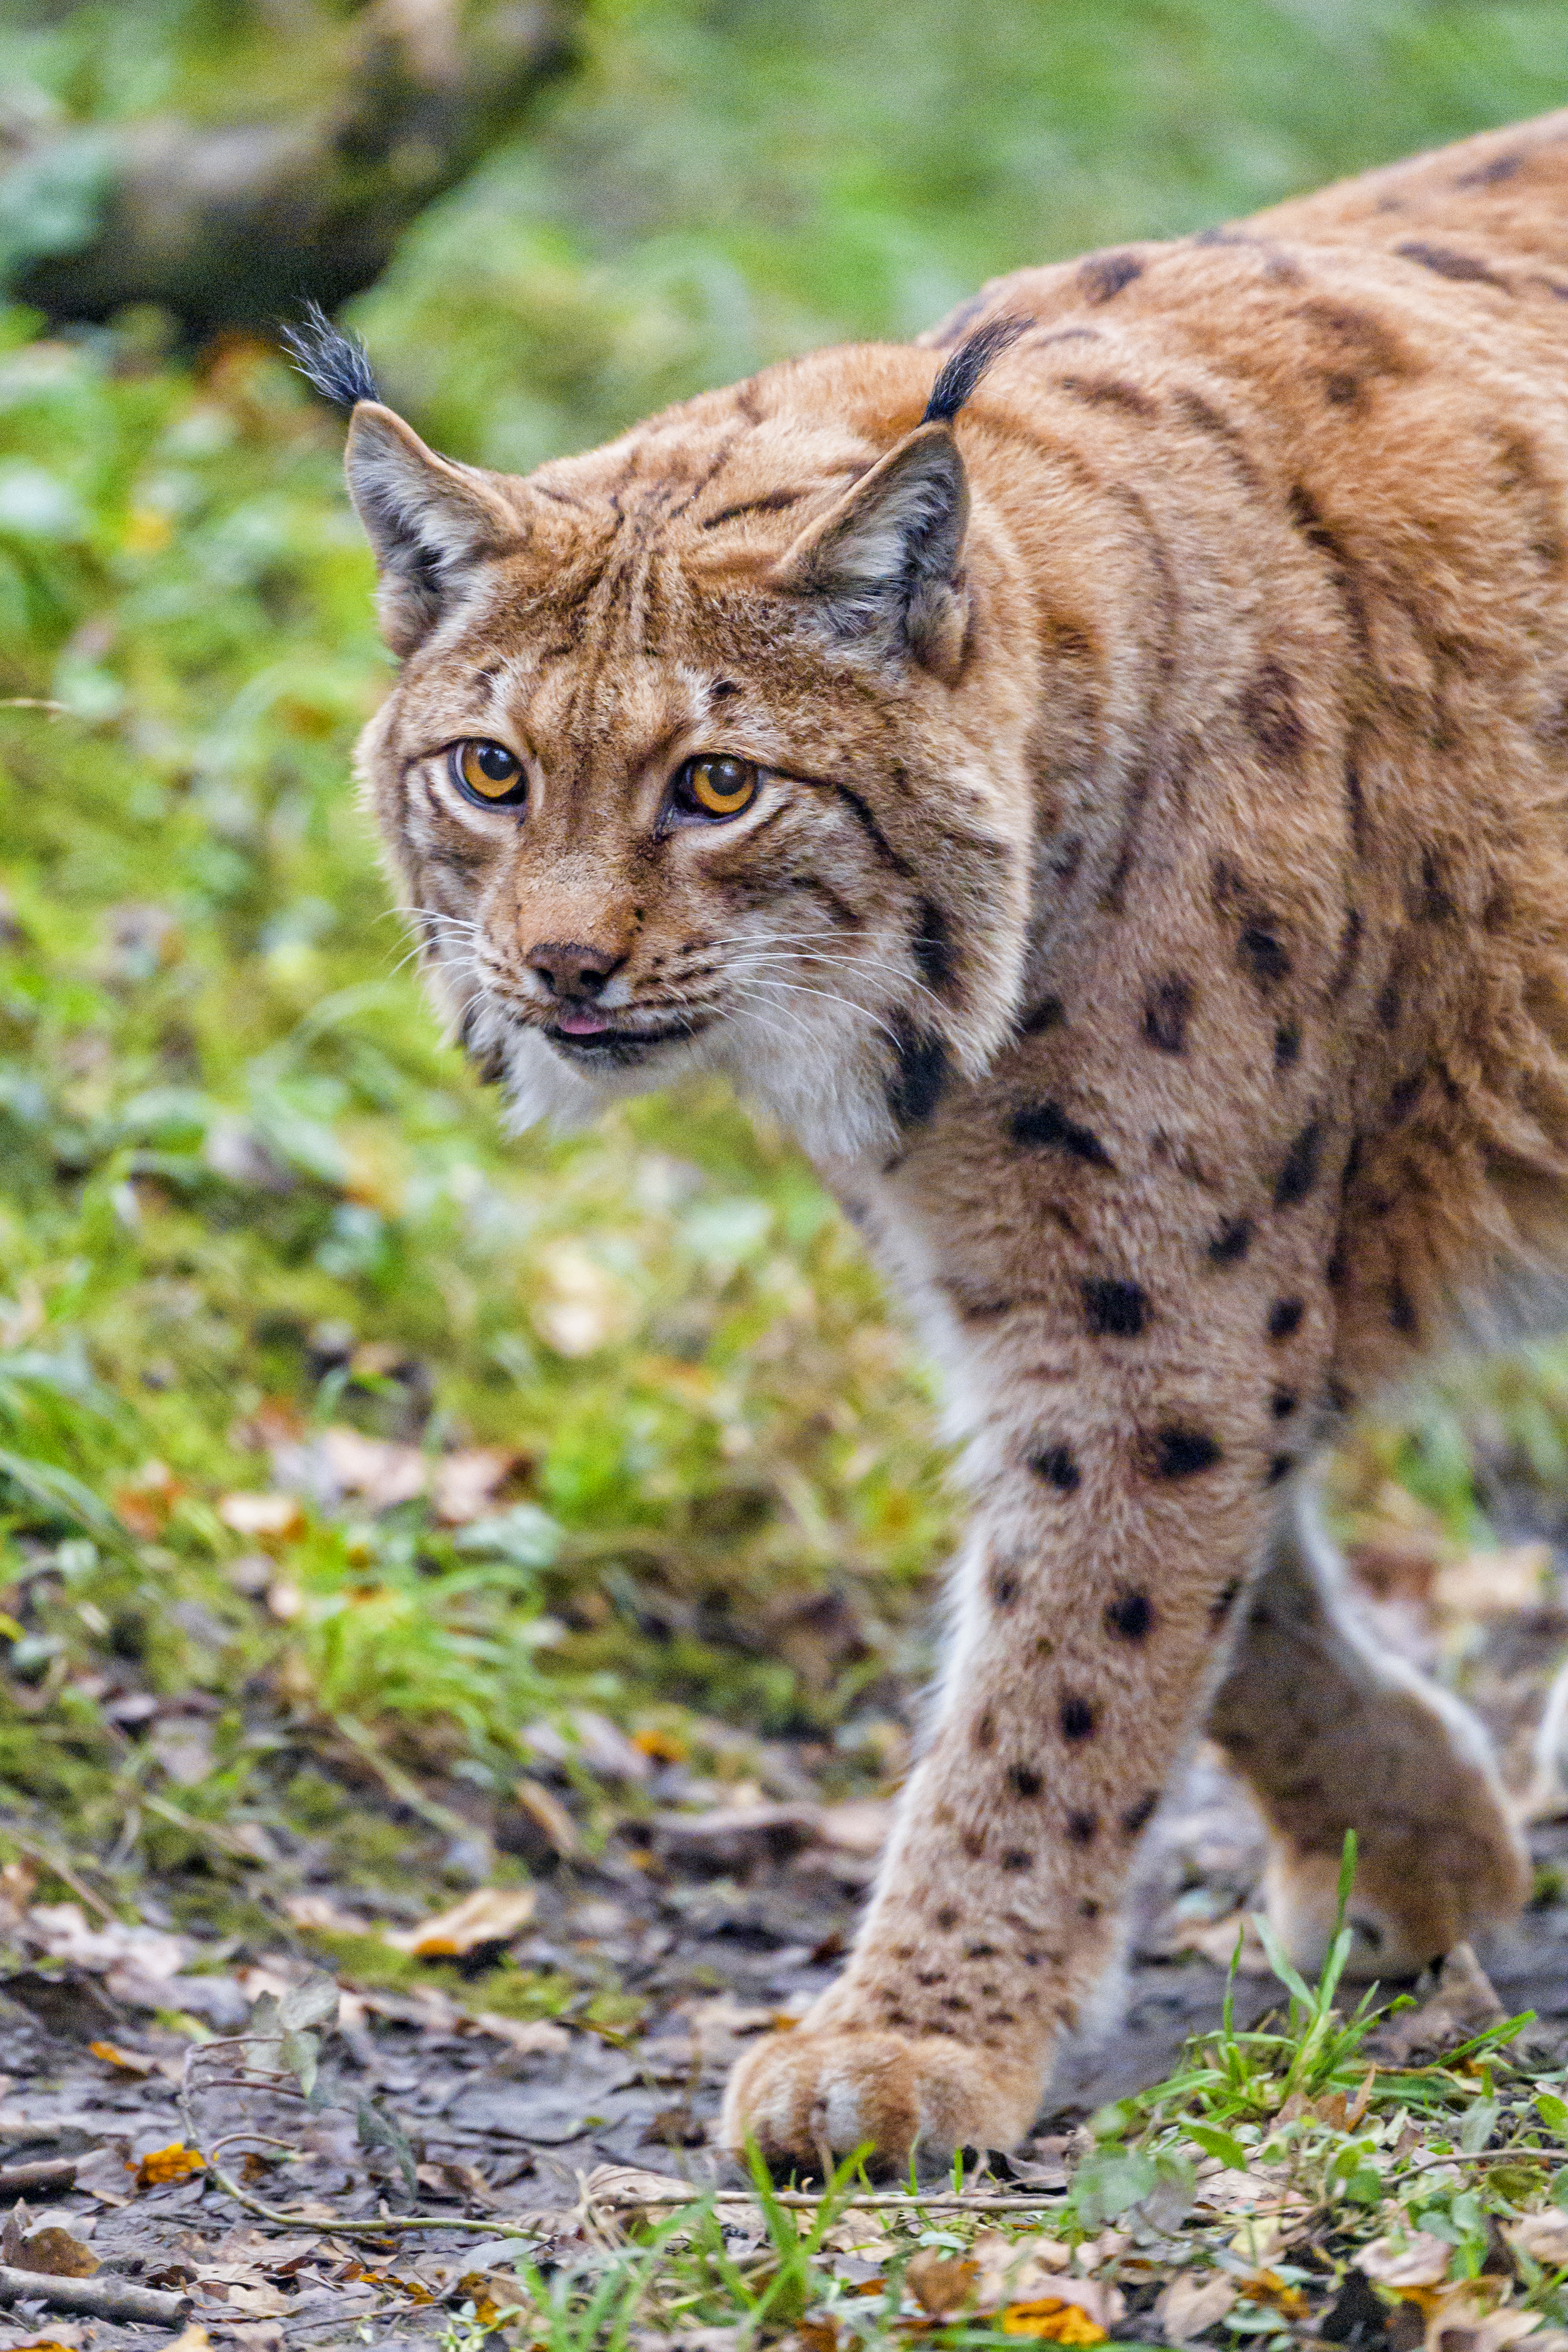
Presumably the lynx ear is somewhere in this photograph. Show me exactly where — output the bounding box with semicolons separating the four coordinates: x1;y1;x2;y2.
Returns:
344;403;522;656
771;422;970;682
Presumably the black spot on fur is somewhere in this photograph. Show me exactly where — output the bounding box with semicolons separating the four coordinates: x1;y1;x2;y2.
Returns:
281;301;381;407
1239;923;1292;991
913;899;955;993
922;314;1031;423
1000;1848;1033;1871
1271;1388;1298;1419
1144;975;1194;1053
1330;907;1364;1000
972;1709;996;1752
1143;1425;1222;1479
1456;151;1523;187
1011;1100;1114;1168
1079;251;1144;303
1274;1021;1301;1070
1267;1454;1295;1485
1269;1297;1305;1341
1031;1443;1081;1492
1059;1695;1097;1741
1059;374;1157;417
1121;1791;1159;1837
935;1905;959;1930
1020;994;1065;1035
1388;1070;1424;1122
1083;1277;1148;1337
989;1559;1022;1610
1377;967;1402;1030
1066;1809;1099;1844
1106;1591;1153;1640
1275;1119;1323;1207
1417;847;1456;922
888;1022;948;1127
1209;1577;1242;1627
1009;1764;1044;1799
1208;1216;1254;1266
1389;1277;1418;1336
1240;660;1306;760
1395;239;1507;287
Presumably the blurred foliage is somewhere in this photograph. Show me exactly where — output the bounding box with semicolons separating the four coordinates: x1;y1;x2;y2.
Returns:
2;0;1567;1898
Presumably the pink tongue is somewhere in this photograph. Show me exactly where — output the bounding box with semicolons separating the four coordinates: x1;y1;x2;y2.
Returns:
557;1007;612;1036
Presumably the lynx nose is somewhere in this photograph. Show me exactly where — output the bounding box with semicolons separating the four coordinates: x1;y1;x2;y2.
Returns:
529;940;623;999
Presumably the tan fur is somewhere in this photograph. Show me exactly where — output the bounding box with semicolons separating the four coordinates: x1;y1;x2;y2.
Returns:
342;112;1568;2168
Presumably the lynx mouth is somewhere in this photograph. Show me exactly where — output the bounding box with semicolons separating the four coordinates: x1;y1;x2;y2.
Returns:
542;1011;713;1066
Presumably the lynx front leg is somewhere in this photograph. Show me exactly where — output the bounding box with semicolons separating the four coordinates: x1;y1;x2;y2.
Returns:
1209;1495;1529;1978
723;1297;1318;2166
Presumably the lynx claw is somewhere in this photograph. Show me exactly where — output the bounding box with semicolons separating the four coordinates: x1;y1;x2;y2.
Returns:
719;2027;1039;2170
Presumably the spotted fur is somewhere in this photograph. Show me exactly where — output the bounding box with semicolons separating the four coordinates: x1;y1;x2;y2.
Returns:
342;113;1568;2167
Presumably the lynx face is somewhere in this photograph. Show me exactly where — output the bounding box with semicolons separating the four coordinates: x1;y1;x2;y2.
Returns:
345;335;1039;1163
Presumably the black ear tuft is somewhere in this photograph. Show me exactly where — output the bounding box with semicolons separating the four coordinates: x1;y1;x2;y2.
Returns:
280;300;381;409
922;313;1030;425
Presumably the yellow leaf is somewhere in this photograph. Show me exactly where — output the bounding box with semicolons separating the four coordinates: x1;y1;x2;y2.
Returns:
1000;2300;1108;2342
133;2141;206;2187
89;2039;155;2076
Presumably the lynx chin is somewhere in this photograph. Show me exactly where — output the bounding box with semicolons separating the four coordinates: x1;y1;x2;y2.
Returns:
303;112;1568;2166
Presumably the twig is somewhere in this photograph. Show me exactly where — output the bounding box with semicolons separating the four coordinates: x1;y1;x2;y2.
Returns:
202;2186;1072;2237
0;2158;76;2194
0;2262;190;2326
7;1836;118;1922
139;1789;267;1862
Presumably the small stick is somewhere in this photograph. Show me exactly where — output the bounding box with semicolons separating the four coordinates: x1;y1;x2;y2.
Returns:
0;2262;190;2326
0;2159;77;2194
6;1837;117;1922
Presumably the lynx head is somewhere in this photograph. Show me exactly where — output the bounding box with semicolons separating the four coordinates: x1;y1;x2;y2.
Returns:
306;311;1040;1164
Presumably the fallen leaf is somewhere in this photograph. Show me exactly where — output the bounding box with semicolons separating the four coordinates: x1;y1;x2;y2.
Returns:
512;1775;581;1857
160;2333;212;2352
582;2163;691;2222
1507;2211;1568;2266
383;1886;536;1957
279;1892;371;1935
1432;1545;1551;1620
467;2012;570;2057
134;2142;206;2187
88;2039;155;2075
217;1492;305;1543
12;2229;98;2278
1154;2271;1239;2342
998;2300;1107;2343
904;2251;978;2317
431;1448;521;1525
1360;2234;1454;2291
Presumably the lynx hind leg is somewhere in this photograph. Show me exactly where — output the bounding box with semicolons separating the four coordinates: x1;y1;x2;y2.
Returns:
1208;1492;1529;1979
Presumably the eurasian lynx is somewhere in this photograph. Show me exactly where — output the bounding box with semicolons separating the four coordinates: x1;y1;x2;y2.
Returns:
297;110;1568;2165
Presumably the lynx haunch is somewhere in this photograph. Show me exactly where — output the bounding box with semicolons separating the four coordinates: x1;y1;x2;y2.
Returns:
305;111;1568;2166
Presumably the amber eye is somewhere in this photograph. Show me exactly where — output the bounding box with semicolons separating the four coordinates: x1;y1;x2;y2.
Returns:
674;756;759;820
452;739;527;807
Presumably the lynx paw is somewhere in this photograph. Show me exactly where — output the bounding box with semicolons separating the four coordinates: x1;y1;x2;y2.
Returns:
1264;1801;1530;1981
719;2027;1039;2170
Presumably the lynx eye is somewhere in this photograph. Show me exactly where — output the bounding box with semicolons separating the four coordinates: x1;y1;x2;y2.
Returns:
452;739;527;807
674;755;759;819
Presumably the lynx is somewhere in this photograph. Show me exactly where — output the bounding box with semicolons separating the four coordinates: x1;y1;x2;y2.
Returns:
295;108;1568;2167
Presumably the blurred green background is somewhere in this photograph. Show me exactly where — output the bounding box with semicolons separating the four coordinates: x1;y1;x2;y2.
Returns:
1;0;1566;1917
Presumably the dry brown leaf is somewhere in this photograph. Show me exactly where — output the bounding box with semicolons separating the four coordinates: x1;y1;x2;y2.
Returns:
1154;2272;1239;2343
12;2230;98;2278
583;2163;693;2221
217;1492;305;1543
904;2251;978;2317
279;1892;372;1934
383;1886;536;1957
513;1775;581;1857
431;1449;521;1525
1508;2211;1568;2267
1360;2233;1454;2290
1407;2282;1542;2352
216;2284;291;2318
317;1427;426;1511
